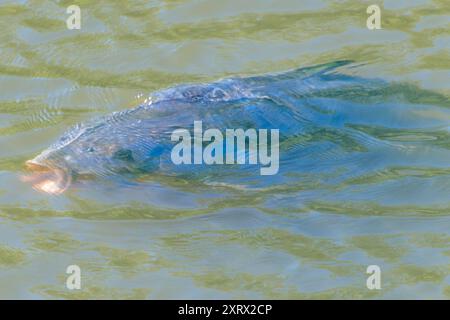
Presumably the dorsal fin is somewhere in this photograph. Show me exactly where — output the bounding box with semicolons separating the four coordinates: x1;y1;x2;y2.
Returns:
243;60;354;84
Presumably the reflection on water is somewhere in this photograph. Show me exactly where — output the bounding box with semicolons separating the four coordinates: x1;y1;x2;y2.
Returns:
0;0;449;299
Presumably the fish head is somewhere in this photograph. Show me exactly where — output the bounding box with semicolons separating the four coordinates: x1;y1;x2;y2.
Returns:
23;122;113;194
23;119;163;194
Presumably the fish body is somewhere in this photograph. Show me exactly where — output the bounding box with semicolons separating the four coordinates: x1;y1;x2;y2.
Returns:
26;61;447;194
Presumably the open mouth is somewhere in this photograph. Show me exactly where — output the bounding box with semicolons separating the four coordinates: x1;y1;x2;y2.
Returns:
21;160;72;195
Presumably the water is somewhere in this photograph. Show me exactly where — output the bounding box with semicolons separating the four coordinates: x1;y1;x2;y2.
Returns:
0;0;449;299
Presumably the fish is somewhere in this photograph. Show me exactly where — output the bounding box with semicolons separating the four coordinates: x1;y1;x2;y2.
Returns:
23;61;450;194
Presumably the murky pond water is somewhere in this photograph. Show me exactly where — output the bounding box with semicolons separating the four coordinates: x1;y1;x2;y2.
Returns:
0;0;449;299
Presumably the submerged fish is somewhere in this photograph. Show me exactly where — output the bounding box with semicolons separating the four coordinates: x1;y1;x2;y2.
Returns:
23;61;450;194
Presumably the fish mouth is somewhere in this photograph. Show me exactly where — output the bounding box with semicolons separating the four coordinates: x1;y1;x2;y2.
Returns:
22;159;72;195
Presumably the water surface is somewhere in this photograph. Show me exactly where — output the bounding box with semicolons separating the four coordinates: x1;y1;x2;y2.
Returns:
0;0;449;299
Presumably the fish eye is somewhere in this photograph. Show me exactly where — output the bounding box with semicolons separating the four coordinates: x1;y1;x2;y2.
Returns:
87;146;95;153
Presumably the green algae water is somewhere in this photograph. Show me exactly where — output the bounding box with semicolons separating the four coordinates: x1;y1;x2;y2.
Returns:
0;0;449;299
